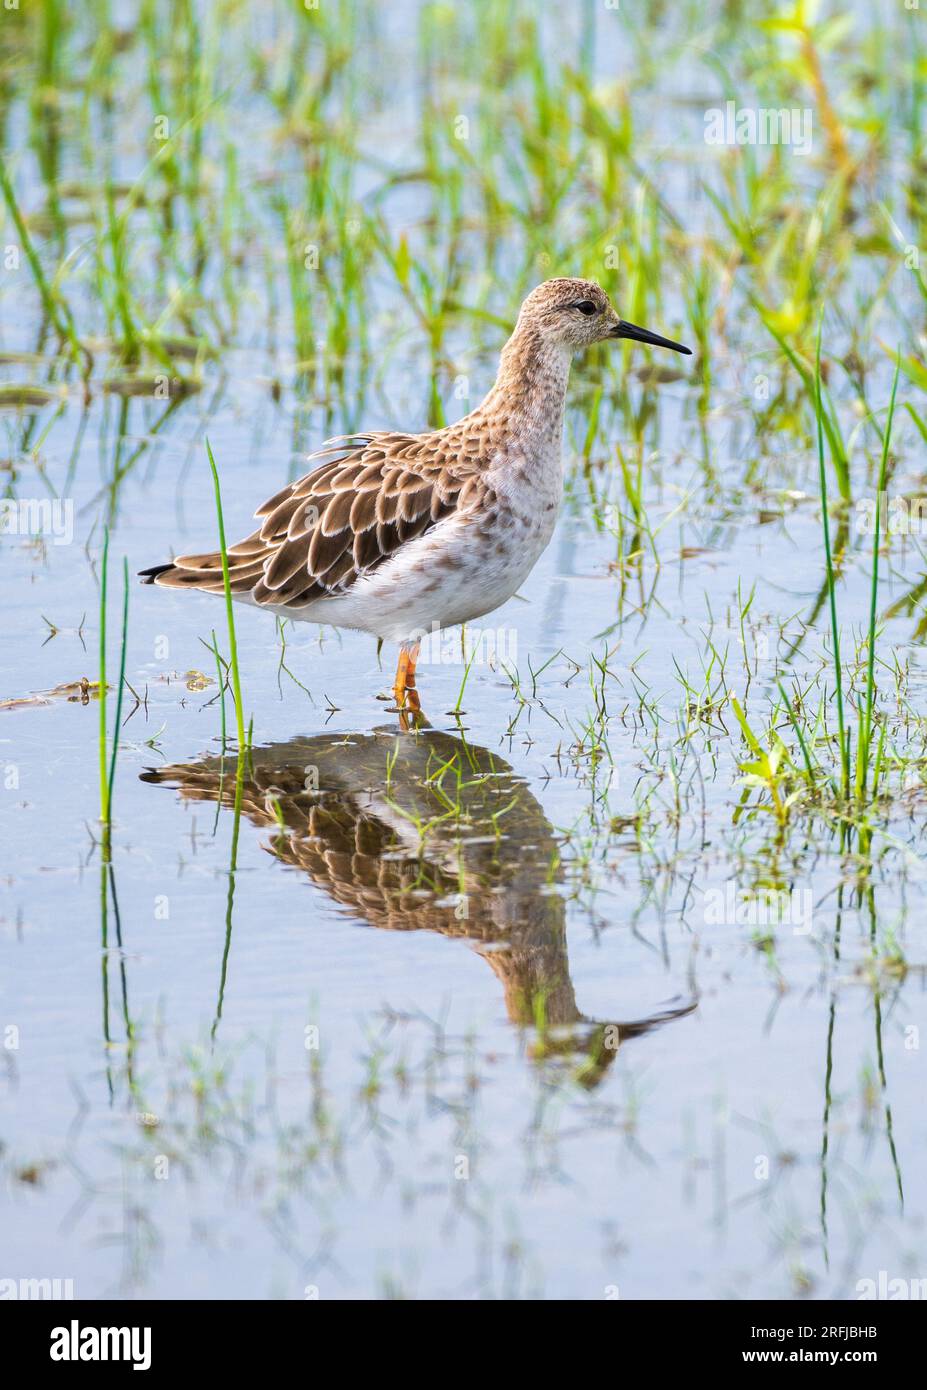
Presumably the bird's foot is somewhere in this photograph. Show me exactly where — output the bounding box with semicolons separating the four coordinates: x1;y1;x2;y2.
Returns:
391;644;422;726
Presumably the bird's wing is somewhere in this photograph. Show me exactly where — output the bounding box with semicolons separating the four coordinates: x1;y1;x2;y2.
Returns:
141;432;489;606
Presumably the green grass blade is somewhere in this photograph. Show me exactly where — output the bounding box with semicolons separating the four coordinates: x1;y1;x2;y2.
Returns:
206;438;247;752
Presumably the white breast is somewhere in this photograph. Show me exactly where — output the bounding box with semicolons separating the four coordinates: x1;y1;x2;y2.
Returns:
290;444;564;645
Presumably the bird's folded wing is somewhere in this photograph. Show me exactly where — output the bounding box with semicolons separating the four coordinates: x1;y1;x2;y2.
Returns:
150;432;487;606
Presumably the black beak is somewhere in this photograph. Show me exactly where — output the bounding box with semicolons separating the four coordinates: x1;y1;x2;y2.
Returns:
611;319;692;355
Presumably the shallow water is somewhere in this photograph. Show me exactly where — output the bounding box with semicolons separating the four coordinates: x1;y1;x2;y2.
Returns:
1;0;925;1300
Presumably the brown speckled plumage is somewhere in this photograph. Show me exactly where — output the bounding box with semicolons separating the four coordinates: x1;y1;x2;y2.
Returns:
151;433;487;609
139;279;690;708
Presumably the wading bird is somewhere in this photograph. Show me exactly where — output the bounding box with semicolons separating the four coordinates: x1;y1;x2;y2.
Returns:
140;278;690;714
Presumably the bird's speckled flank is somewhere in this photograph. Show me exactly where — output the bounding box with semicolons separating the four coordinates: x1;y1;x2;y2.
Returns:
140;278;690;702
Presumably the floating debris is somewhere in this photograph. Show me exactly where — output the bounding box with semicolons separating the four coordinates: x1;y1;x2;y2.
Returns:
0;383;65;409
102;374;201;398
184;669;213;691
0;677;105;710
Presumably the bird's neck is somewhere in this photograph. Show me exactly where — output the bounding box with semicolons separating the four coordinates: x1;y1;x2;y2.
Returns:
478;327;573;457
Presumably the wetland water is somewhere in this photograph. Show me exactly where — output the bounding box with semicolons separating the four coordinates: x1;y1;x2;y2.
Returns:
1;0;925;1299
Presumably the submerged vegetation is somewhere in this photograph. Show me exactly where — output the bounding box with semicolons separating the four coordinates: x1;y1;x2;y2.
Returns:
0;0;925;1299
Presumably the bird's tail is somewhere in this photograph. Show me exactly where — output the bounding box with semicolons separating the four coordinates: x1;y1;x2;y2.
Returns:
138;562;177;585
137;553;231;592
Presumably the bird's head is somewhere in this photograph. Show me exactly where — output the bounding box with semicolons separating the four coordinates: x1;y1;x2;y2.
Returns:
516;277;692;357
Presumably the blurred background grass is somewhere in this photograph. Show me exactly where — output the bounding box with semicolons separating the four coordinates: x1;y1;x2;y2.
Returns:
1;0;922;440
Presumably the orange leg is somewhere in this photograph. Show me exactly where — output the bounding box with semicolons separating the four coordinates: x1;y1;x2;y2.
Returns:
393;642;421;715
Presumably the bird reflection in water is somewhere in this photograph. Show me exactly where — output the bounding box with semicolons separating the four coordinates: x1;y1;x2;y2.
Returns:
142;727;695;1085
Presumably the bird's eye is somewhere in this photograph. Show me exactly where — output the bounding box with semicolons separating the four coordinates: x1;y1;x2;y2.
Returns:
573;300;598;316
